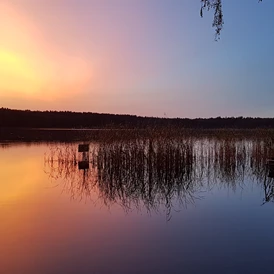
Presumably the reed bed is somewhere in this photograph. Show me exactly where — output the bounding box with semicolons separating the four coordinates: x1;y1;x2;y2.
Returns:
44;133;274;212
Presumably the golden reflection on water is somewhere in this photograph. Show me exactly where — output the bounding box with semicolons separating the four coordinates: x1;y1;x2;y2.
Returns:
0;145;118;273
0;146;44;203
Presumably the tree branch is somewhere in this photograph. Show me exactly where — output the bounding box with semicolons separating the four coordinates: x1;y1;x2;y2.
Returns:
200;0;263;40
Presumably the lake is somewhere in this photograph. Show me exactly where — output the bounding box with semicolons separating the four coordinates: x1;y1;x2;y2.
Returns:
1;130;274;274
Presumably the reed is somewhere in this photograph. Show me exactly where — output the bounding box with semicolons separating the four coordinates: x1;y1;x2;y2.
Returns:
44;133;274;214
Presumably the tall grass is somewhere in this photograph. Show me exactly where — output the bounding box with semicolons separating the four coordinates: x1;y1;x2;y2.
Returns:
44;132;274;213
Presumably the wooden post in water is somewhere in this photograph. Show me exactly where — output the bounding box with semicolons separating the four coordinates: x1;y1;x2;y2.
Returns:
78;143;90;170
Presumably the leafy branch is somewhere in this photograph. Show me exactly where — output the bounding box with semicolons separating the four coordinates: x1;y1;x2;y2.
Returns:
200;0;263;40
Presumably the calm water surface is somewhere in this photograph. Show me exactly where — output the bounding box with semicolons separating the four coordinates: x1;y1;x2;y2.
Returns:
1;139;274;274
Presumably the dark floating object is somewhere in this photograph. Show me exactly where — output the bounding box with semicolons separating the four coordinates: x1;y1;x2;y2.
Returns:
267;159;274;165
268;170;274;178
78;143;90;169
78;144;89;153
268;158;274;178
78;161;89;170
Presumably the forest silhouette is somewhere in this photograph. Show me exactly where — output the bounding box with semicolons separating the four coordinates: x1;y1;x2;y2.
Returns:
1;108;274;129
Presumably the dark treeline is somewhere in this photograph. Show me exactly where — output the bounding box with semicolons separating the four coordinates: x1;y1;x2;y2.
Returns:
1;108;274;129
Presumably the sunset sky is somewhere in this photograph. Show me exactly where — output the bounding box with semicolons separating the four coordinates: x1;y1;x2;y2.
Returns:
0;0;273;118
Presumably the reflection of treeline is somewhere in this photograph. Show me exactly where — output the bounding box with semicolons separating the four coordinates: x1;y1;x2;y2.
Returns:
44;137;274;212
2;108;274;129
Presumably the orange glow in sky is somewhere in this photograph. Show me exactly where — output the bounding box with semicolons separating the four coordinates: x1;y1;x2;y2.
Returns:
0;49;42;97
0;2;92;103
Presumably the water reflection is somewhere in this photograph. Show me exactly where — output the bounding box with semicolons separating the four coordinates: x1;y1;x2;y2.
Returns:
3;138;274;274
44;138;274;213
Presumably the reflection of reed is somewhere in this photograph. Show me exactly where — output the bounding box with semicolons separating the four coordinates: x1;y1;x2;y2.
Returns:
44;136;274;212
44;145;97;201
93;139;201;213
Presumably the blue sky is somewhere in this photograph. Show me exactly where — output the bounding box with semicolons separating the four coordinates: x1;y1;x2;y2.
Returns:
0;0;273;118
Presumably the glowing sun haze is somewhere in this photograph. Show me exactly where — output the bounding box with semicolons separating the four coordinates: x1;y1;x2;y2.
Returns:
0;2;92;102
0;0;274;118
